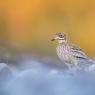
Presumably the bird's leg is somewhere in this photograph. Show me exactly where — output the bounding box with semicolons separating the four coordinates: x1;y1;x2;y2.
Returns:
65;62;72;70
73;60;83;71
65;61;76;74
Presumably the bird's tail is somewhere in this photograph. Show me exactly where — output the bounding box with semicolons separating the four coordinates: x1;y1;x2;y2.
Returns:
87;59;94;64
85;59;95;72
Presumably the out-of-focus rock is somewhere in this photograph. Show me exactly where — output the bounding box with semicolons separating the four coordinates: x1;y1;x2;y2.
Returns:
0;63;13;82
0;63;13;95
6;69;95;95
2;54;95;95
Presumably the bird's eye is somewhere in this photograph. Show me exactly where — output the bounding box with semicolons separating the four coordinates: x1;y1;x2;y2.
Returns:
59;35;64;38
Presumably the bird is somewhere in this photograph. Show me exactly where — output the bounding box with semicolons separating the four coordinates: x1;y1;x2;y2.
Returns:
51;32;92;70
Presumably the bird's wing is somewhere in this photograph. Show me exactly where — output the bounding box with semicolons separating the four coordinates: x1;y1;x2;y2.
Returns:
69;44;88;59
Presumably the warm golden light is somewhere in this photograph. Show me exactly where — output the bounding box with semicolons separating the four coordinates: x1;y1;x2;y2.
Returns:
0;0;95;57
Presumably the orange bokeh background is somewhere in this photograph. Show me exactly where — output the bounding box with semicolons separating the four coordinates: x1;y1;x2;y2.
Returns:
0;0;95;57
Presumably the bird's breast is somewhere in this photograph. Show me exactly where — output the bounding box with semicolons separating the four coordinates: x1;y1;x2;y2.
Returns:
56;45;71;62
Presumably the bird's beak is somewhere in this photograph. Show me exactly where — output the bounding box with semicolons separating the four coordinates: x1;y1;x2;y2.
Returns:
51;38;55;41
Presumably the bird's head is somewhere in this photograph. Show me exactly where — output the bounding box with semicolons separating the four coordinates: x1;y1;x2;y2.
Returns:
51;32;67;44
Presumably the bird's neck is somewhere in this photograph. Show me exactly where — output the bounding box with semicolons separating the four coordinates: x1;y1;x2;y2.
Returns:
58;40;67;44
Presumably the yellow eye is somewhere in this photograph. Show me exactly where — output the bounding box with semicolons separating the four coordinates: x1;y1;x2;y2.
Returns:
59;35;64;38
55;32;65;38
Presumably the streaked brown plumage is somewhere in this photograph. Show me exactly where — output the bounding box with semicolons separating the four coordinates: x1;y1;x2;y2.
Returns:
51;32;89;69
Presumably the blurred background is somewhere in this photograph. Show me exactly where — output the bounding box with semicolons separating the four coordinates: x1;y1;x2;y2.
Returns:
1;1;95;95
0;0;95;59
